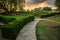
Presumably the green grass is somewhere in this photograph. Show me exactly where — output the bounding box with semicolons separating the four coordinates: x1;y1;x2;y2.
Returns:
36;20;60;40
36;15;60;40
46;15;60;22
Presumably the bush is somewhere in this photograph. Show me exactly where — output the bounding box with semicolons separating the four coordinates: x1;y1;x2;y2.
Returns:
0;16;15;24
1;16;34;40
41;12;60;18
43;7;52;11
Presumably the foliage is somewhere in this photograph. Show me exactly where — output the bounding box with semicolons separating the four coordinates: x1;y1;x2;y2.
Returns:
33;7;42;13
36;15;60;40
1;16;34;40
32;7;44;18
43;7;52;11
0;16;15;24
55;0;60;8
41;12;60;18
0;0;25;13
55;0;60;11
46;14;60;22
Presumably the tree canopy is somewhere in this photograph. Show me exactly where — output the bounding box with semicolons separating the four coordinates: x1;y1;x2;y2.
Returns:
0;0;25;13
55;0;60;8
43;7;52;11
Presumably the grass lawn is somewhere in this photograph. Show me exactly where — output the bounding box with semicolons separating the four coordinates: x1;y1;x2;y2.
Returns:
36;15;60;40
46;14;60;22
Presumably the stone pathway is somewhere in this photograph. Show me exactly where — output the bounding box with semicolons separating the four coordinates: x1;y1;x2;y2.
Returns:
16;20;39;40
0;19;44;40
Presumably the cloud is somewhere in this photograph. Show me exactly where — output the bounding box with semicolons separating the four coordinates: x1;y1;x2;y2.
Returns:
26;0;55;5
26;0;46;3
47;0;55;5
25;0;56;10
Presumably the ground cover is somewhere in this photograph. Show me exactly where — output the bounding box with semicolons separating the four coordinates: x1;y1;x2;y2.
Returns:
36;15;60;40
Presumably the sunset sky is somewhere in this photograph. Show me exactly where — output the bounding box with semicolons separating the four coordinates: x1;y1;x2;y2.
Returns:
24;0;57;10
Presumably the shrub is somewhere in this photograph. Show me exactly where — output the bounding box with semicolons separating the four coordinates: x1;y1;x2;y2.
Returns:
1;16;34;40
0;16;15;24
41;12;60;18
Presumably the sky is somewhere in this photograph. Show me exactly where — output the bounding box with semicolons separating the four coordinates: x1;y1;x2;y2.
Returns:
24;0;57;10
26;0;45;4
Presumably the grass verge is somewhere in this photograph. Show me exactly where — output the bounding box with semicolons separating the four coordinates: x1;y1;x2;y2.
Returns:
36;15;60;40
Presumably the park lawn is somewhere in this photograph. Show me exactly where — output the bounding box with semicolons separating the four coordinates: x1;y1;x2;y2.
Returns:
46;14;60;22
36;15;60;40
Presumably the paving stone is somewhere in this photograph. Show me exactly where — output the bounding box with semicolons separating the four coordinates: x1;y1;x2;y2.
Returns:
16;20;39;40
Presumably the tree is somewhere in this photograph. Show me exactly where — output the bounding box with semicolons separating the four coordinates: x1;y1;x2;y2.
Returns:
55;0;60;11
18;0;25;11
43;7;52;11
33;7;43;16
55;0;60;8
0;0;10;13
0;0;25;14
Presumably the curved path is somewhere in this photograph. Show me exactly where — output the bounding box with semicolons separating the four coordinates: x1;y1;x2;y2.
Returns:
16;20;40;40
0;19;45;40
0;18;58;40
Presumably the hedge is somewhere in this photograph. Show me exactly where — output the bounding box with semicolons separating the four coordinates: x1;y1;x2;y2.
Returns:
0;16;15;24
1;16;34;40
41;12;60;18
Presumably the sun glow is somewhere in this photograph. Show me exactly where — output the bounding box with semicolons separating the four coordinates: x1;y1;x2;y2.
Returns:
24;1;57;10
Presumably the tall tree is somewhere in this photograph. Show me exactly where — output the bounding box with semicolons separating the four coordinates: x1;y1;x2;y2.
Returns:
9;0;17;12
17;0;25;11
0;0;10;13
0;0;25;13
55;0;60;7
55;0;60;10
